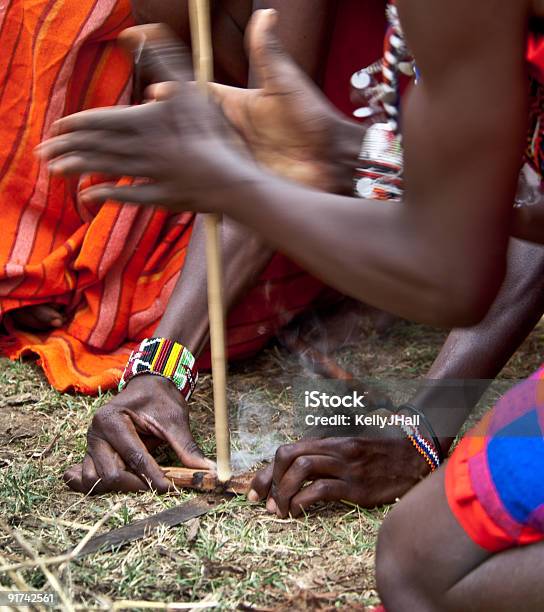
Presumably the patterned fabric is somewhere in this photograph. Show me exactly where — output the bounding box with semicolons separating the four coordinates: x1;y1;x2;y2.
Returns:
0;0;379;394
0;0;328;394
353;2;407;201
119;338;198;401
446;372;544;552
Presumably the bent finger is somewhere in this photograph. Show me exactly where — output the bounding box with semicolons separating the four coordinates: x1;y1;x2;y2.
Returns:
272;455;343;518
8;307;61;331
79;183;168;206
288;479;348;518
81;453;102;493
63;464;89;493
64;461;108;495
124;406;215;471
248;463;273;502
31;304;65;328
146;81;180;101
207;82;253;126
100;414;173;493
272;439;334;489
87;435;149;493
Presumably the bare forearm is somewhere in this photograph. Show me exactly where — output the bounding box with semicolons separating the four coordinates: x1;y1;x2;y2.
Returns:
206;55;519;328
511;204;544;244
215;164;501;329
410;239;544;453
154;214;273;356
429;240;544;379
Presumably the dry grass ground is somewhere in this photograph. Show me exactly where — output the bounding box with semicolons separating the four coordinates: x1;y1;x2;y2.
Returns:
1;313;543;611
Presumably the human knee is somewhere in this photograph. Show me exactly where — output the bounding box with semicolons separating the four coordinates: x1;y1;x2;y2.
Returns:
376;508;411;605
376;506;440;612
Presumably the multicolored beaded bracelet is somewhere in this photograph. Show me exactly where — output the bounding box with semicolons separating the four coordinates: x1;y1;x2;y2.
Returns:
398;403;444;464
398;420;441;473
119;337;198;402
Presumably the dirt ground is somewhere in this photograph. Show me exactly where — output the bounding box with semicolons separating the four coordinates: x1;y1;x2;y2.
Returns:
1;311;543;611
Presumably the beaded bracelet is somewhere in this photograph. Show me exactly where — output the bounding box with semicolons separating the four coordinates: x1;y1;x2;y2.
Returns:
397;419;441;473
119;337;198;402
397;403;444;464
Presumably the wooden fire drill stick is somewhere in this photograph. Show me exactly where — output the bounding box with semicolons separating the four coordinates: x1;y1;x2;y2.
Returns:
189;0;232;482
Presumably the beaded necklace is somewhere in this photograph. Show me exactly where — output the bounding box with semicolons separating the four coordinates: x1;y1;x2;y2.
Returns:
354;2;544;203
352;2;410;201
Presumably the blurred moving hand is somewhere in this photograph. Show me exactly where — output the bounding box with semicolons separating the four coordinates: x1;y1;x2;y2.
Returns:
37;11;362;208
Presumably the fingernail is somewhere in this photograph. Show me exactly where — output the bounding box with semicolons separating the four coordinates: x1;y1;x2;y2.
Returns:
266;498;277;513
49;161;66;175
51;318;63;328
247;489;259;502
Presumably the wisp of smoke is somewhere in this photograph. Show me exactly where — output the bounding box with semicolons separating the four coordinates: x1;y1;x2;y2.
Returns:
230;391;290;474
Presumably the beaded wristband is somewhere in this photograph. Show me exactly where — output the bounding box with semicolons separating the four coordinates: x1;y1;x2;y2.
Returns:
398;403;444;464
119;337;198;401
398;420;441;473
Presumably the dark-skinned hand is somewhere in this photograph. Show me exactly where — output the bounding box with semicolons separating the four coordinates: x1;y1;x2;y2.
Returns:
37;11;362;206
247;421;431;518
63;375;214;494
205;9;361;193
37;22;247;211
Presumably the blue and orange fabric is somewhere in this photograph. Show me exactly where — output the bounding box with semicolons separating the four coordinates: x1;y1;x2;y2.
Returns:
0;0;384;394
446;375;544;552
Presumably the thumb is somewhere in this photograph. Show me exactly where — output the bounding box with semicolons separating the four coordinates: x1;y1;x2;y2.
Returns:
163;418;216;471
207;82;253;126
119;24;192;86
247;9;304;93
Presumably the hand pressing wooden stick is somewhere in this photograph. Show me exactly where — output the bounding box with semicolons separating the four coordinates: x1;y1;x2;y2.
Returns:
189;0;232;482
161;467;252;494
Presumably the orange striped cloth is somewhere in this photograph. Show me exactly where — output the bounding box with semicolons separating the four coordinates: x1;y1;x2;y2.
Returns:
0;0;328;393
